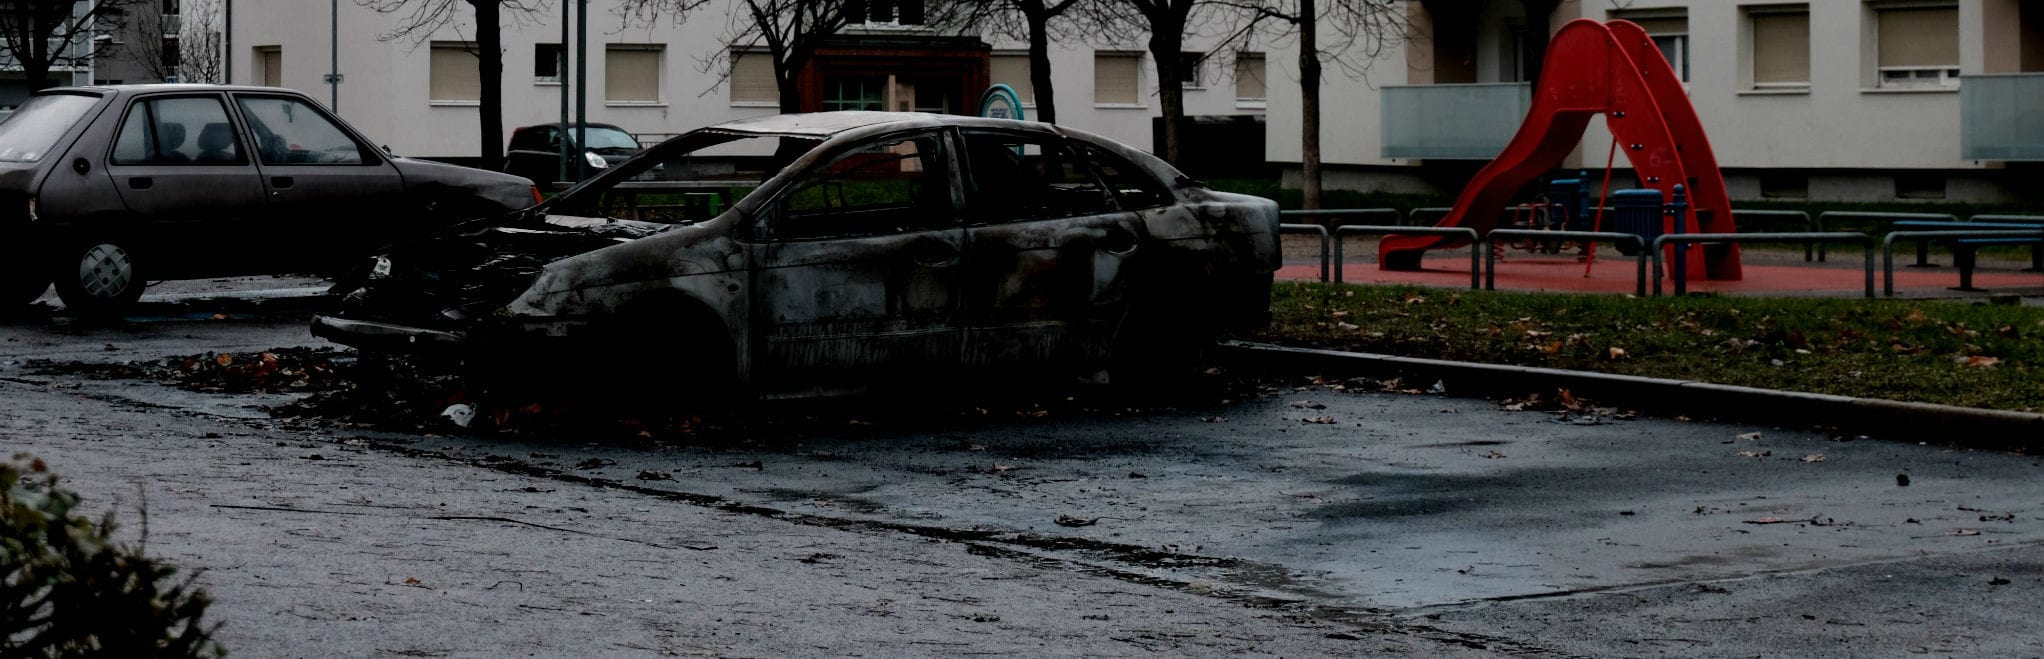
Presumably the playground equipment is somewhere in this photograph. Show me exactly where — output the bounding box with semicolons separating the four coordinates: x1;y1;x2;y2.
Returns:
1380;19;1744;282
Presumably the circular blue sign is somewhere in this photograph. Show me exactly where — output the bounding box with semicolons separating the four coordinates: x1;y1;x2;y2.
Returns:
979;84;1025;121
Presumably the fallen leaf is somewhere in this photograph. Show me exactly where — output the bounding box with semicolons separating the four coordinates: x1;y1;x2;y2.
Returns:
1736;450;1772;458
1948;529;1981;536
1301;416;1337;424
1960;355;2001;368
1802;454;1826;463
1055;515;1099;527
1482;450;1506;459
1291;400;1327;410
1744;517;1790;524
214;353;233;366
1737;432;1763;440
1606;346;1628;360
1991;576;2012;586
403;577;422;586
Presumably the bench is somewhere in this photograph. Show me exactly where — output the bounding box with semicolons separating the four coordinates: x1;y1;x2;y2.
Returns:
1889;220;2044;291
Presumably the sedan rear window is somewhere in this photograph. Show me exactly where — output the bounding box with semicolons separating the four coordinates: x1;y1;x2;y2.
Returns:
576;127;640;151
0;93;100;163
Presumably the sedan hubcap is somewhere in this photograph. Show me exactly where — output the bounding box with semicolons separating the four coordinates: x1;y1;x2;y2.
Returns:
77;244;134;298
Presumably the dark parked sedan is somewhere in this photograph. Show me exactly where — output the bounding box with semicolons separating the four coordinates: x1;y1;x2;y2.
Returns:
501;122;643;188
0;84;539;315
315;112;1279;401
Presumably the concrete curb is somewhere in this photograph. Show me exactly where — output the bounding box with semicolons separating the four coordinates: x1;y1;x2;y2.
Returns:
1218;340;2044;447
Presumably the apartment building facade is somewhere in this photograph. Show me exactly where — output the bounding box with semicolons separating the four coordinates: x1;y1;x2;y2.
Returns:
1265;0;2043;204
225;0;1271;165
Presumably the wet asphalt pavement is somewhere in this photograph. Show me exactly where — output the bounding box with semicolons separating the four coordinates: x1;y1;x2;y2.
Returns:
6;283;2044;656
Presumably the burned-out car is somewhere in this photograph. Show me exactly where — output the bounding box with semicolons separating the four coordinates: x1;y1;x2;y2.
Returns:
312;112;1278;399
0;85;538;315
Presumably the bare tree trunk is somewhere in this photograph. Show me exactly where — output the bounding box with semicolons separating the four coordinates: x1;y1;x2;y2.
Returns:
1025;6;1056;124
1298;0;1321;209
1147;26;1185;166
473;0;504;168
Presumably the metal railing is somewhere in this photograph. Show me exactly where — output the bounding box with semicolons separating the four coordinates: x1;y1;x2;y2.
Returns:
1406;207;1454;226
1816;212;1957;262
1485;230;1649;295
1278;223;1331;282
1652;232;1876;298
1966;215;2044;271
1332;226;1482;289
1281;208;1405;226
1882;229;2044;295
1731;209;1817;261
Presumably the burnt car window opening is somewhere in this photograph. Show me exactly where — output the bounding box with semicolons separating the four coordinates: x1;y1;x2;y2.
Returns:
111;96;245;165
962;131;1117;223
234;95;372;165
776;133;952;241
0;93;99;162
545;132;822;225
1075;142;1172;210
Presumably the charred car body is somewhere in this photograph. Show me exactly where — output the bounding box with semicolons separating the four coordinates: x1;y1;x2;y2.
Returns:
313;112;1278;399
0;85;537;315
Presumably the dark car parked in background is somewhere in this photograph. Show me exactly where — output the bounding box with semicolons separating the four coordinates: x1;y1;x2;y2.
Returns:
0;85;538;315
501;122;644;189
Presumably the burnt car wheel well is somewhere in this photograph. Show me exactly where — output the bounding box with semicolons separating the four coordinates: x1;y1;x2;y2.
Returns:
605;292;740;390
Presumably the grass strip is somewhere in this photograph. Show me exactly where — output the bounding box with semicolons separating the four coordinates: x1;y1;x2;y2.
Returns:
1254;282;2044;412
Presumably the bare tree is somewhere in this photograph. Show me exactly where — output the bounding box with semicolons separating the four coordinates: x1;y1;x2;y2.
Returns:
1224;0;1403;208
358;0;548;168
0;0;136;91
1087;0;1255;166
986;0;1085;124
178;0;224;84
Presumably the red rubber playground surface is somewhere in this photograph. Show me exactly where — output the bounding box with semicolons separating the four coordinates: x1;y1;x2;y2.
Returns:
1277;252;2044;297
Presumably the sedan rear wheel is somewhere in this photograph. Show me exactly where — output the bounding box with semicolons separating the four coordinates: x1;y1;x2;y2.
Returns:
52;238;146;318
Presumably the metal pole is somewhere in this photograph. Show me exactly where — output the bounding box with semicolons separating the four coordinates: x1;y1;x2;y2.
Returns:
558;0;570;186
575;0;588;180
224;0;233;82
330;0;338;112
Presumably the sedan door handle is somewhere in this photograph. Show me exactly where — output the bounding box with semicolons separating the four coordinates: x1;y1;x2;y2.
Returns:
127;177;152;190
271;176;295;189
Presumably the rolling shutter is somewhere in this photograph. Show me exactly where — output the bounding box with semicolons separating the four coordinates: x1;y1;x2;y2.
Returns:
731;51;777;104
990;54;1032;102
429;43;479;101
1235;53;1265;100
1093;52;1140;105
606;46;662;102
1752;11;1810;84
1877;5;1959;67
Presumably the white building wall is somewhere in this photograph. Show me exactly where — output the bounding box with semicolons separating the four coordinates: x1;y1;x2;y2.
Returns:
230;1;1267;161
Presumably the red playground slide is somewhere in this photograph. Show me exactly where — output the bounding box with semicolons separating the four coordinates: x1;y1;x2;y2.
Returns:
1379;19;1743;282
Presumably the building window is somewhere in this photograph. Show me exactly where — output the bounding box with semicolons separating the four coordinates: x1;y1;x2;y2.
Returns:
534;43;562;83
730;50;778;105
1613;11;1688;82
844;0;925;26
1094;52;1142;106
1748;6;1811;89
821;77;885;111
989;53;1032;103
605;45;662;103
429;42;480;102
1759;172;1808;199
1234;52;1265;104
1178;51;1205;88
254;46;282;87
1873;2;1959;89
160;37;180;73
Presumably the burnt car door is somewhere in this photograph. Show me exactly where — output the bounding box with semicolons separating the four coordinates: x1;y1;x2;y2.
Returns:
103;92;269;278
743;129;966;393
230;93;404;267
956;129;1145;369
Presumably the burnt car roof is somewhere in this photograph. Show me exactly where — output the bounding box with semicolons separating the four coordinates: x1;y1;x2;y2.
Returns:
707;111;1060;138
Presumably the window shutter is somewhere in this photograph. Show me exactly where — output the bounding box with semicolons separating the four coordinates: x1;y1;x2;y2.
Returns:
606;47;661;102
990;54;1032;102
259;48;281;87
1093;52;1140;105
731;51;777;104
1234;53;1265;100
429;43;480;101
1877;5;1959;67
1752;11;1810;84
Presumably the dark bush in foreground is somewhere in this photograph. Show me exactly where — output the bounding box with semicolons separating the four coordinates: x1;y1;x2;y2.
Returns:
2;454;223;657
